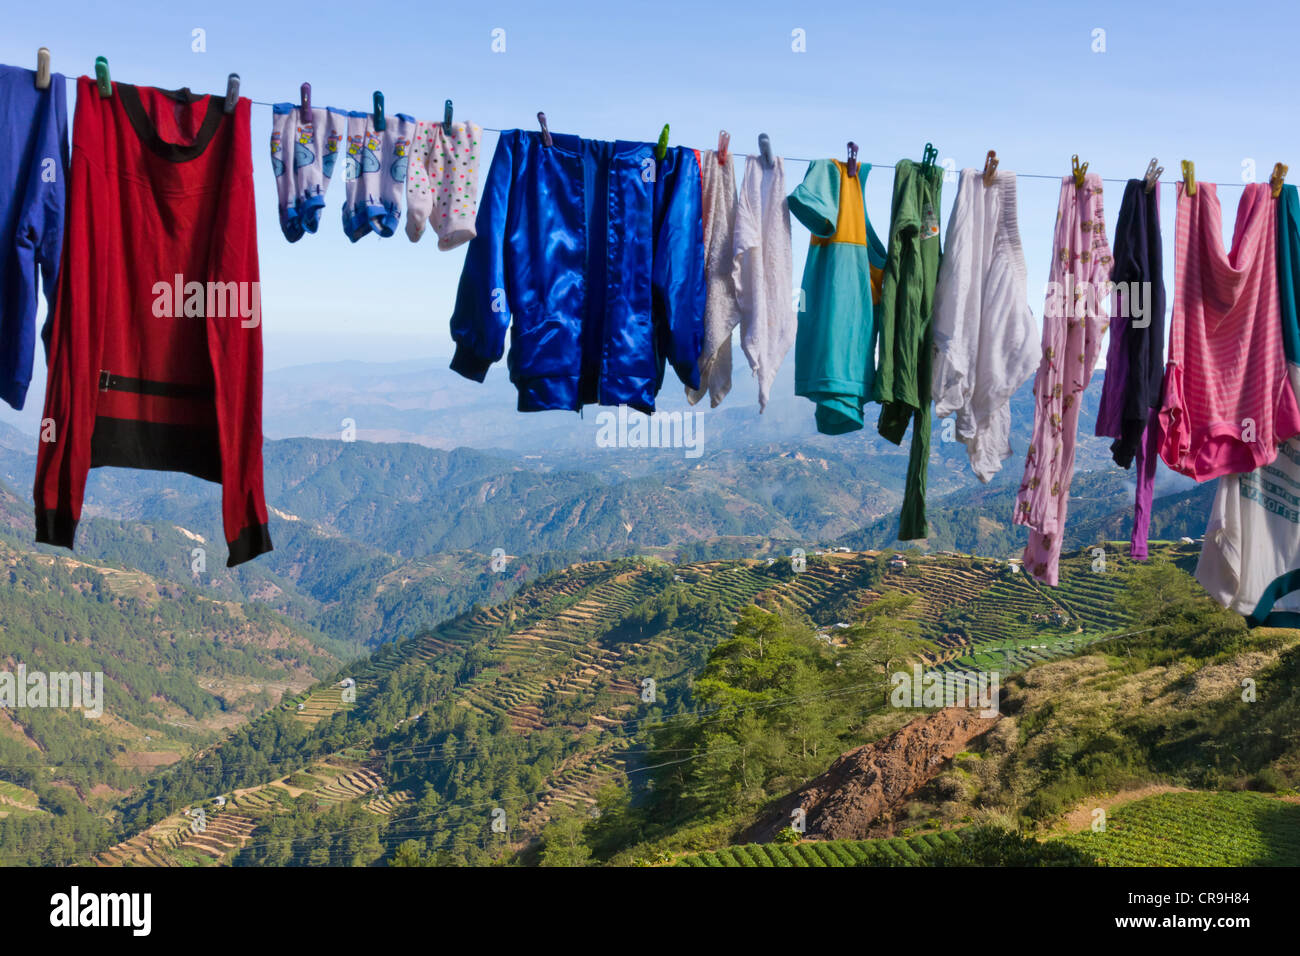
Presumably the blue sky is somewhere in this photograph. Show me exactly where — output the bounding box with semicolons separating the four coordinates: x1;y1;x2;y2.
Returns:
3;0;1297;383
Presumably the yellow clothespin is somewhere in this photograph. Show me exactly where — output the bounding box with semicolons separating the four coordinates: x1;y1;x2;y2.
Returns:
1071;154;1088;188
1181;160;1196;196
1271;162;1289;198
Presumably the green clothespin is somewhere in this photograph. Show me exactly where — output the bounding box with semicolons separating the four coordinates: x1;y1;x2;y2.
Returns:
921;142;938;169
94;56;112;98
655;124;669;162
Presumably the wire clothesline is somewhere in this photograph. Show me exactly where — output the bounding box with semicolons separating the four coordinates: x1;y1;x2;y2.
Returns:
244;98;1251;190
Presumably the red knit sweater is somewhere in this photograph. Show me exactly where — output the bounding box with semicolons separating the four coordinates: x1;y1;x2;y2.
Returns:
36;76;272;566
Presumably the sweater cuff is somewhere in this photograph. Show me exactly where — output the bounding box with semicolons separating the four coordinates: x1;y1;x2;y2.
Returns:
35;509;77;549
450;344;492;383
227;522;273;567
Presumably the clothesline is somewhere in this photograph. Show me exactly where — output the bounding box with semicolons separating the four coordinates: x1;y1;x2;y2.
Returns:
244;98;1248;189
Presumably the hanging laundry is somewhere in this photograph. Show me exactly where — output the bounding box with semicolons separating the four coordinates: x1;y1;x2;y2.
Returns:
269;103;347;242
0;63;68;411
1197;183;1300;625
1015;174;1112;584
685;148;740;408
1095;179;1166;559
406;118;483;249
449;129;704;413
733;154;793;413
1158;182;1300;480
36;78;272;566
875;158;945;540
931;167;1036;483
341;111;414;241
787;159;886;434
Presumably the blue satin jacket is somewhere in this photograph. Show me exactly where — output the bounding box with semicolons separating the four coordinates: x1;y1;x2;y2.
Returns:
449;129;705;413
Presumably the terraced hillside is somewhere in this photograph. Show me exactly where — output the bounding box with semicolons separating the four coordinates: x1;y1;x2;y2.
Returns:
94;759;405;866
97;543;1160;864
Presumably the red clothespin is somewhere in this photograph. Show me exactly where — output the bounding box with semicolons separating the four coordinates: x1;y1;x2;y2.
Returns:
717;130;730;165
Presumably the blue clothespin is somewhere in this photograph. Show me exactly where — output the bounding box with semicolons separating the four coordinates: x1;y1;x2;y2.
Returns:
224;73;240;114
372;90;385;131
758;133;773;169
94;56;112;98
443;99;453;134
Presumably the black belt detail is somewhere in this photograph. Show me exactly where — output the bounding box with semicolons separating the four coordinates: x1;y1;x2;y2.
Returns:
99;370;215;401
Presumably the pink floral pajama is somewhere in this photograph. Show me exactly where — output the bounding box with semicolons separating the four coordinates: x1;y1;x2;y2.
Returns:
1014;174;1113;584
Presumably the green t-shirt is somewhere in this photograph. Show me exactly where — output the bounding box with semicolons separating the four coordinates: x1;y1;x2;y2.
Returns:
875;159;944;539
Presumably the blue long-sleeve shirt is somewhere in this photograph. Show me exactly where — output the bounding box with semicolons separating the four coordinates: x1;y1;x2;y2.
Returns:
0;64;68;410
449;129;705;413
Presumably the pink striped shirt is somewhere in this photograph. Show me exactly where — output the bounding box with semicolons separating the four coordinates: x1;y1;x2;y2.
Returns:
1158;182;1300;481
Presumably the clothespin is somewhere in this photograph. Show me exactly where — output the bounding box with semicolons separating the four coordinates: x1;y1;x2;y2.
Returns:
717;130;730;165
300;82;312;116
224;74;240;114
1143;158;1163;194
982;150;999;187
1181;159;1196;196
35;48;51;90
846;142;859;178
94;56;111;98
655;124;670;162
443;99;454;135
758;133;773;169
537;111;552;147
1071;154;1088;188
1271;162;1289;199
921;142;938;169
372;91;385;132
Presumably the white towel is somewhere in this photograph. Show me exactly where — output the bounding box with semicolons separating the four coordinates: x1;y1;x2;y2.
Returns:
931;168;1037;481
686;149;740;407
733;155;793;413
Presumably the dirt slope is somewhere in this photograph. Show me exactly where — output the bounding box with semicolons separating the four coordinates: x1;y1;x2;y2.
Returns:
741;707;1001;842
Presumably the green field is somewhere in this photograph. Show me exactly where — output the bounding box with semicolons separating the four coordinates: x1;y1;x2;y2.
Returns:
1060;791;1300;867
677;791;1300;867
